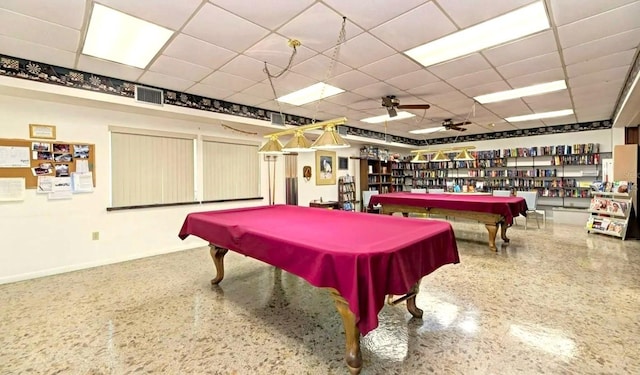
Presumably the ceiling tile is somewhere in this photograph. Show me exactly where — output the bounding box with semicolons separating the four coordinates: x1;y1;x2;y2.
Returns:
244;34;316;68
210;0;314;29
0;9;79;52
187;83;236;100
496;52;562;79
512;120;546;129
322;0;427;29
225;92;269;106
541;115;578;126
219;55;275;82
482;30;557;67
359;54;421;81
325;91;368;105
0;35;75;68
460;81;511;98
277;3;364;53
437;0;536;28
269;70;316;92
137;71;194;92
324;32;395;69
149;56;212;82
483;99;531;118
428;53;491;80
385;70;439;91
566;50;636;78
97;0;201;29
290;54;351;81
201;71;257;91
370;2;457;51
0;0;85;29
568;66;630;88
407;80;454;96
557;1;640;48
447;69;503;90
327;70;377;91
550;0;637;26
523;91;572;112
77;55;143;82
162;34;237;70
562;28;640;66
241;82;274;100
351;81;403;99
182;3;269;53
506;68;566;88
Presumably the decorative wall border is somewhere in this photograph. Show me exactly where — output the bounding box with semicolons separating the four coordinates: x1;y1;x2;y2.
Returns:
0;54;612;147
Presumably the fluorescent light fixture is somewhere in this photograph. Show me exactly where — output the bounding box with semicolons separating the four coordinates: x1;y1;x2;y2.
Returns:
83;4;173;69
361;111;415;124
409;126;446;135
405;1;549;67
474;80;567;104
276;83;344;106
506;109;574;122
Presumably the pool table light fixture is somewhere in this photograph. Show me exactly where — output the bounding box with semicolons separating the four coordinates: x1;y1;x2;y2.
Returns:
259;117;350;154
410;146;476;163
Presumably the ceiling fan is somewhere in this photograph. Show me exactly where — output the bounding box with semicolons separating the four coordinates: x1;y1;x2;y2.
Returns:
442;118;472;132
381;95;431;117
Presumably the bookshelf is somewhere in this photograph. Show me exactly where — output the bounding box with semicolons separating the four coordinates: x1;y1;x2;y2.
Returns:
338;175;356;211
392;143;607;208
359;158;392;197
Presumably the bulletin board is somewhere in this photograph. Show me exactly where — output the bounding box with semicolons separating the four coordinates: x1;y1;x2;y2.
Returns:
0;138;95;189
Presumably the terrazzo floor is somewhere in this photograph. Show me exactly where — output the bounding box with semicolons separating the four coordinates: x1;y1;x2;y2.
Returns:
1;218;639;375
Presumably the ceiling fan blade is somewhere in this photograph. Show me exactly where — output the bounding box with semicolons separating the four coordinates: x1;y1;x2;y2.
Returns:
454;121;472;126
397;104;431;109
387;107;397;118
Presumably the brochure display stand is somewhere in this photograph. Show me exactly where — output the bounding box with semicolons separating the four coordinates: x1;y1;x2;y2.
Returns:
586;186;633;240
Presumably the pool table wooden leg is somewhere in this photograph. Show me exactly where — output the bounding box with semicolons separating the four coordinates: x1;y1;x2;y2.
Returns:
209;244;228;285
405;281;423;318
484;223;498;252
500;222;510;243
328;289;362;375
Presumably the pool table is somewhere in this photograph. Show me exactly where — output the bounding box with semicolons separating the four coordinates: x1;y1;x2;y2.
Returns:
179;204;459;374
369;192;528;251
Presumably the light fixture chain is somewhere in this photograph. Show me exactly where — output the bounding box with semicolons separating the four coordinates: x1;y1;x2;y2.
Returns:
264;41;299;125
311;16;347;124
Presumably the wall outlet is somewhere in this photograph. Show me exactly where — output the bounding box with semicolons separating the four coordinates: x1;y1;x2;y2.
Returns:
92;232;99;241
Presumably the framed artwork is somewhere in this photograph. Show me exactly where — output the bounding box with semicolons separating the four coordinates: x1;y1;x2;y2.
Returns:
338;156;348;170
29;124;56;139
316;150;336;185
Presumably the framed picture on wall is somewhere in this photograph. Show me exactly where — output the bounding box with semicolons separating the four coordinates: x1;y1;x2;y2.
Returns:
338;156;348;170
316;150;336;185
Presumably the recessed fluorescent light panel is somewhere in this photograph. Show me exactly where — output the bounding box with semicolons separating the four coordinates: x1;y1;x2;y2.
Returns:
474;80;567;104
361;111;415;124
83;4;174;69
506;109;574;122
409;126;447;134
277;83;344;105
405;1;549;67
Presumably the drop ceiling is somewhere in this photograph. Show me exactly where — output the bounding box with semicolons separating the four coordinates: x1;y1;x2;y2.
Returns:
0;0;638;141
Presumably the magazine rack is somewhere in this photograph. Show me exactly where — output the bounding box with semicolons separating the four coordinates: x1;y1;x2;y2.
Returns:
586;189;633;240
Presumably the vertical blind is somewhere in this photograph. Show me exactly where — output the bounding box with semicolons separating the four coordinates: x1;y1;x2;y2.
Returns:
202;138;260;200
110;128;195;207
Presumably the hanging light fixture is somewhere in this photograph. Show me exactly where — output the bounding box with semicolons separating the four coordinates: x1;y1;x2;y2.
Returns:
431;150;449;162
311;124;350;149
454;148;475;161
258;135;284;154
410;152;428;163
282;130;314;152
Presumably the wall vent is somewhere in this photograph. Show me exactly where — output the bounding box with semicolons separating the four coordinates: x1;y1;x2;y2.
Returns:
270;113;284;126
135;85;163;106
337;125;347;135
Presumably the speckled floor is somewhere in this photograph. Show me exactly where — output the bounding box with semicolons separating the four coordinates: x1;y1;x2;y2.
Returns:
1;218;639;375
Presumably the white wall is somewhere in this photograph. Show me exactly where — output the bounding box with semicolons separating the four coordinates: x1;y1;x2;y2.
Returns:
296;149;360;206
0;93;288;284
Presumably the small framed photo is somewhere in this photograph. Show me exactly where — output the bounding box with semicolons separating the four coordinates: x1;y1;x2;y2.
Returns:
29;124;57;139
338;156;349;170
